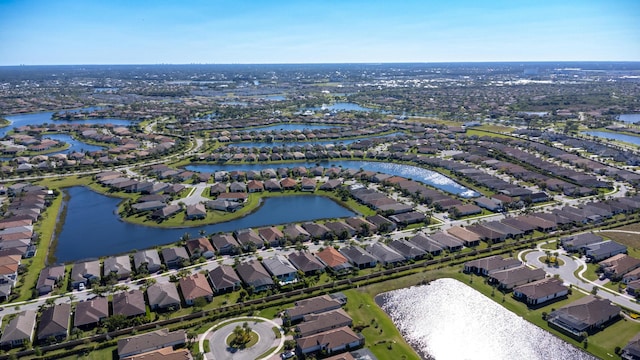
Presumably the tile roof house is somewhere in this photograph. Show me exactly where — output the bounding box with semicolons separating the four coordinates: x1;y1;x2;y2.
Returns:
446;226;481;247
296;308;353;337
235;260;274;292
103;255;132;280
161;247;190;268
285;294;345;322
36;265;65;295
302;222;332;239
112;290;147;318
0;310;37;347
316;247;353;274
599;254;640;280
186;237;215;259
211;233;240;255
185;203;206;220
288;251;326;275
70;260;101;288
547;296;620;338
37;303;71;342
463;255;521;275
74;297;109;328
339;246;378;269
147;282;181;311
179;273;214;306
513;277;569;306
234;228;264;250
283;224;311;242
296;326;364;355
208;265;242;293
488;266;546;290
258;226;285;247
134;249;162;274
262;256;298;285
117;329;186;359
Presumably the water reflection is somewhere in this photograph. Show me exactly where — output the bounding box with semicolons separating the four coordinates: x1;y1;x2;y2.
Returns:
378;278;595;360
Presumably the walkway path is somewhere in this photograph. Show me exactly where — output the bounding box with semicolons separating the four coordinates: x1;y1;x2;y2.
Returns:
199;316;284;360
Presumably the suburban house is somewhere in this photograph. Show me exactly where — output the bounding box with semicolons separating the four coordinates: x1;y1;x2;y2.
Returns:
0;310;37;348
302;222;332;239
463;255;521;275
345;217;378;235
429;232;464;252
117;329;186;359
235;228;264;250
622;333;640;360
185;203;206;220
161;247;190;268
283;224;311;242
37;303;71;342
208;265;242;293
561;233;604;252
316;247;353;275
103;255;132;280
366;243;405;266
488;266;546;290
36;265;65;295
599;254;640;280
74;297;109;328
235;260;274;292
147;282;181;311
211;233;240;255
262;255;298;285
285;294;346;322
547;296;620;337
296;326;364;355
513;277;569;306
409;233;444;256
186;237;216;259
446;226;481;247
112;290;147;318
288;251;326;275
133;249;162;274
388;239;427;260
585;241;627;262
70;260;101;288
340;246;378;269
258;226;285;247
179;273;214;306
296;308;353;337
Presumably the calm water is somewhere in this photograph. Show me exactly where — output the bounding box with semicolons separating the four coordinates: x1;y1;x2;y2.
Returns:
378;278;595;360
310;102;378;112
55;186;355;262
583;131;640;146
43;134;106;154
618;114;640;124
186;160;479;198
239;124;339;133
2;111;135;137
262;95;286;101
227;132;404;148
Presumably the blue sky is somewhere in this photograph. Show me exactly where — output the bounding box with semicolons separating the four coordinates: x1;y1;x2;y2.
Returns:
0;0;638;65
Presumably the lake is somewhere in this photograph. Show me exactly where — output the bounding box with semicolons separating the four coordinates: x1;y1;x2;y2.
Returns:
43;134;106;154
54;186;355;262
618;114;640;124
1;111;135;138
186;160;479;198
239;124;340;133
310;102;380;112
583;131;640;146
227;132;405;148
378;278;596;360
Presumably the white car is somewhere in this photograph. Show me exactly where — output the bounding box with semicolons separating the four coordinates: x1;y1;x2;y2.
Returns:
281;351;295;359
78;283;85;291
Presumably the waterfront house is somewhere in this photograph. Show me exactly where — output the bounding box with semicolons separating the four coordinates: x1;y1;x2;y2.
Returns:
134;249;162;274
463;255;521;275
264;179;282;191
340;246;378;269
288;251;326;275
179;273;213;306
285;294;345;322
344;217;378;235
161;247;189;268
262;255;298;285
37;303;71;342
296;308;353;338
152;204;181;219
103;255;132;280
186;237;215;259
324;221;357;239
208;265;242;293
301;178;317;191
36;265;65;295
117;329;186;359
185;203;206;219
547;296;620;337
258;226;285;247
0;310;37;348
247;180;264;193
235;228;264;250
316;247;353;275
70;260;101;288
112;290;146;318
74;297;109;329
147;282;181;311
302;222;331;239
488;266;546;290
296;326;363;355
513;277;568;306
283;224;311;242
211;233;240;255
365;214;396;232
235;260;274;292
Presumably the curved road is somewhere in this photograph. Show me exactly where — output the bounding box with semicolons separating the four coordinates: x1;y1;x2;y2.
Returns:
199;316;284;360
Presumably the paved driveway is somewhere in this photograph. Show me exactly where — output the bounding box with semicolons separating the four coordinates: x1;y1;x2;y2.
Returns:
201;317;284;360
